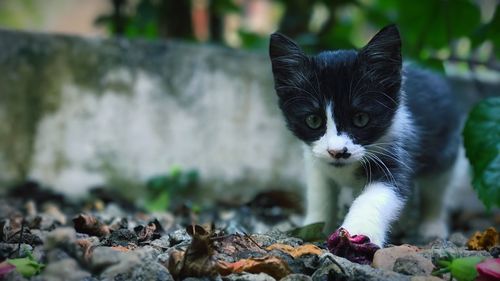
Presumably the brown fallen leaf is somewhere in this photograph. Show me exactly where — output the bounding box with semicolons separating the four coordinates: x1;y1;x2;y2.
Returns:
135;222;158;243
76;239;94;263
73;214;110;237
169;224;219;279
216;256;292;279
467;227;500;251
265;243;323;258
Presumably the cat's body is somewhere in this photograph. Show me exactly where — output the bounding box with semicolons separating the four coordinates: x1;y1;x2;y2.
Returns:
269;25;468;247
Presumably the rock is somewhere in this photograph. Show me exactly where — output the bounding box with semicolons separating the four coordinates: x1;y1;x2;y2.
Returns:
393;255;434;276
46;248;73;262
107;228;138;247
40;258;91;281
151;235;171;249
168;228;191;246
490;246;500;258
0;243;33;258
419;248;492;263
90;246;127;271
280;273;312;281
44;227;77;250
134;245;161;261
372;245;420;271
316;253;411;281
250;234;278;247
223;272;276;281
2;270;28;281
100;254;173;281
311;262;347;281
410;277;444;281
448;232;468;247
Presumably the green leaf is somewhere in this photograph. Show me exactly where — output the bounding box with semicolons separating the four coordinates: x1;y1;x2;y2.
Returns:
145;190;170;212
463;97;500;209
448;256;485;281
287;222;326;242
7;254;44;278
396;0;480;55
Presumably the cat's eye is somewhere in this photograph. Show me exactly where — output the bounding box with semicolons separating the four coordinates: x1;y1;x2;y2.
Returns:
353;112;370;128
305;114;323;129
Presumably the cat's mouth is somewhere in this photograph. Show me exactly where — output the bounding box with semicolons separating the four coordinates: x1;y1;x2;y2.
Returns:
329;160;351;167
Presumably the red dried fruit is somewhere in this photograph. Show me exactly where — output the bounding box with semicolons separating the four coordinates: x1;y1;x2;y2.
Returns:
327;228;380;265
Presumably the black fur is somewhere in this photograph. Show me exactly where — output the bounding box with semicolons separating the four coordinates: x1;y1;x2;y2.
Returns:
269;25;464;198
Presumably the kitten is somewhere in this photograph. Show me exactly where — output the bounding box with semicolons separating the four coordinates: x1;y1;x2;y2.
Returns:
269;24;467;247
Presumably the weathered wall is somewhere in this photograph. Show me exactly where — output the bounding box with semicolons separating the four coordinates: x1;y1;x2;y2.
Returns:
0;29;304;199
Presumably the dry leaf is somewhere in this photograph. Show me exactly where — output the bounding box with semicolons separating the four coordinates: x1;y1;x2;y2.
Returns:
76;239;94;263
217;256;292;279
168;224;219;279
467;227;500;251
467;227;500;250
73;214;110;237
265;243;323;258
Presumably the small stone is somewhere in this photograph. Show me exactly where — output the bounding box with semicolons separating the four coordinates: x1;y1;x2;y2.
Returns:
311;262;347;281
168;228;191;245
393;255;434;276
223;272;276;281
280;273;312;281
90;246;127;271
490;246;500;258
410;277;443;281
100;255;173;281
372;245;420;270
151;235;171;249
448;232;468;247
44;227;77;250
41;258;91;281
107;228;138;246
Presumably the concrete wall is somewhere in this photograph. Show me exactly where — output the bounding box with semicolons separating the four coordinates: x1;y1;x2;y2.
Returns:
0;29;304;200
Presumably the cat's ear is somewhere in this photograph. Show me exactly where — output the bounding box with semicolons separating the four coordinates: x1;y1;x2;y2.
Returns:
269;33;307;86
360;24;402;67
358;25;402;93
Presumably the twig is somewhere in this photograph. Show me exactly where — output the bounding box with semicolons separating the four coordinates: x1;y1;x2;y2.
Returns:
242;231;264;250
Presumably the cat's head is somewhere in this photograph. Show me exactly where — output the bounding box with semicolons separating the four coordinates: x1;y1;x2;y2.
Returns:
269;25;403;167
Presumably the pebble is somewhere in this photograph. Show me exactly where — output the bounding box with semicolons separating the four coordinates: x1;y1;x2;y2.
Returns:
393;255;434;276
168;228;192;245
280;273;312;281
372;244;420;271
90;246;127;271
223;273;276;281
40;258;91;281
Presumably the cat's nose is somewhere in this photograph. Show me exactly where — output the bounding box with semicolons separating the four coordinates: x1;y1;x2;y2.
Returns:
327;147;351;159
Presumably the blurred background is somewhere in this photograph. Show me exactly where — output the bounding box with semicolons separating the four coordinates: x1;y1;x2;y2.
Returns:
0;0;498;227
1;0;499;74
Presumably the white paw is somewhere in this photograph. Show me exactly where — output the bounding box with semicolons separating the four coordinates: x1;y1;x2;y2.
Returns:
418;220;449;240
341;224;385;247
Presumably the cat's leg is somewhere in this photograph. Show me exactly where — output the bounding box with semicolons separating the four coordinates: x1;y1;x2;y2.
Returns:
417;166;455;240
303;151;339;232
340;182;405;247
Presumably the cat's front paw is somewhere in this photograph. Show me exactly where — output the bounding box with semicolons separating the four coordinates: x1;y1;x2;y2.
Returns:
326;228;380;264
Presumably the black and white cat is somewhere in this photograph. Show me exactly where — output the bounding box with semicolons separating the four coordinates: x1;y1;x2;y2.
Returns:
269;25;468;248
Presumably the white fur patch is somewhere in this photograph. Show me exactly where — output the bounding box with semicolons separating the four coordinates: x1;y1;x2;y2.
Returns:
341;182;404;246
311;104;365;164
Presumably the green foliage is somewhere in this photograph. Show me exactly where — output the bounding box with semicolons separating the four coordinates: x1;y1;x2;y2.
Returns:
463;97;500;209
433;256;486;281
6;252;44;278
144;166;199;212
287;222;326;242
97;0;497;72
